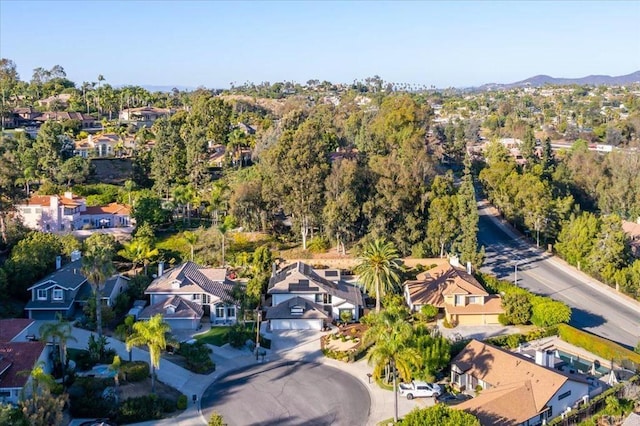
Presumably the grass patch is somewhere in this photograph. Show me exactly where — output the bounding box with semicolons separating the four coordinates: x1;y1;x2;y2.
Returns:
194;327;231;346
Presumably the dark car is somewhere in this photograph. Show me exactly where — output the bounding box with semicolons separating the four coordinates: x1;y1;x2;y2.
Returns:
437;393;473;405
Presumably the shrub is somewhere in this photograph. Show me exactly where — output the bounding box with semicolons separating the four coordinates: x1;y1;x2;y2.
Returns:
443;318;456;328
228;323;248;348
503;292;532;325
120;361;149;382
177;341;215;374
117;394;174;423
177;394;188;410
557;324;640;365
401;404;481;425
418;304;439;322
307;236;330;253
209;411;225;426
506;334;523;349
531;299;571;327
498;313;511;326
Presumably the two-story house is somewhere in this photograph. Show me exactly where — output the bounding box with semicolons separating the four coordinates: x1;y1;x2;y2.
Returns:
266;262;364;330
142;261;240;330
452;340;591;425
119;106;173;128
404;258;503;326
16;192;133;233
0;319;50;405
24;254;128;320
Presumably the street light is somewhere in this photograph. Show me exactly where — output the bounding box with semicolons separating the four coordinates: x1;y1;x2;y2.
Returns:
514;262;519;286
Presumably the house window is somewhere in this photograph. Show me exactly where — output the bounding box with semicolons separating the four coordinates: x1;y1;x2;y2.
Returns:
52;289;63;301
37;289;47;300
22;207;32;214
0;390;9;398
315;294;332;304
558;390;571;400
203;294;211;304
226;306;236;318
455;295;466;306
469;296;482;304
291;306;304;315
215;305;225;318
193;294;201;301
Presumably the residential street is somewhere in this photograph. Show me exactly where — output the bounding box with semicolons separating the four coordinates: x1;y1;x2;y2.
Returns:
477;200;640;348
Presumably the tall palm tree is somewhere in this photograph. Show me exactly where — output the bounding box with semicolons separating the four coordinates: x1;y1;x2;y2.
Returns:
118;239;158;275
126;314;171;394
81;233;116;341
39;315;76;381
365;310;419;423
355;238;403;312
183;230;198;262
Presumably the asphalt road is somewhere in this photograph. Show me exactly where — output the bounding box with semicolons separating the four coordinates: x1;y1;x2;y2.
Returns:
477;201;640;349
201;361;371;426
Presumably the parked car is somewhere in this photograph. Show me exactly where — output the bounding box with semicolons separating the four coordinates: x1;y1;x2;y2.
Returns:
398;381;442;400
438;392;473;405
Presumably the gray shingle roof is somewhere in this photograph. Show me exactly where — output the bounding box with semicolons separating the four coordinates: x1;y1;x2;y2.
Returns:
266;296;331;320
138;295;204;320
267;262;363;307
28;260;86;291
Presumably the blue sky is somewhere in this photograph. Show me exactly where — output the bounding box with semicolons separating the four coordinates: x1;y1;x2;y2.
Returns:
1;1;639;89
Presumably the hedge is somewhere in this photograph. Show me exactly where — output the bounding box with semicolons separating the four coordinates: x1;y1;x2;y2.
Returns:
557;324;640;366
118;395;175;423
177;394;188;410
120;361;149;382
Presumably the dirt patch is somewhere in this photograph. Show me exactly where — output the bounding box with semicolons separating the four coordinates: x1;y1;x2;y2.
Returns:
119;377;183;401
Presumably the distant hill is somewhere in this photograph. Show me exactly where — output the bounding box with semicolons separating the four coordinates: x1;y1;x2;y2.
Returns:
477;70;640;91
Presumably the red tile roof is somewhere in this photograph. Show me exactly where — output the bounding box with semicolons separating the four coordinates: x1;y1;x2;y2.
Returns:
80;202;131;215
0;342;46;388
0;319;34;342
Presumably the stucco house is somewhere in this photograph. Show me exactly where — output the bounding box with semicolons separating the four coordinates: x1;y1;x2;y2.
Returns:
143;261;240;330
0;319;50;405
452;340;591;425
119;106;173;128
404;258;503;326
24;255;129;320
74;133;135;158
266;262;364;330
16;192;133;233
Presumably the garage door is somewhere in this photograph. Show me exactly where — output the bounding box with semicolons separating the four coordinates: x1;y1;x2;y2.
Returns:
270;319;323;330
167;318;198;330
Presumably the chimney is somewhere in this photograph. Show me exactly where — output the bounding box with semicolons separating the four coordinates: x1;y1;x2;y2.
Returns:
158;261;165;277
55;256;62;270
64;191;73;200
271;262;277;277
466;261;472;274
449;255;460;267
546;350;556;368
535;350;547;367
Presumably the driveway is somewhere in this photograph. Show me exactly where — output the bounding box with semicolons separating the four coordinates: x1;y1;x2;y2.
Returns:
201;360;371;426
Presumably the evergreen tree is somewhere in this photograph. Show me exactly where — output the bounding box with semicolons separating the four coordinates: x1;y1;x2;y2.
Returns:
454;153;484;267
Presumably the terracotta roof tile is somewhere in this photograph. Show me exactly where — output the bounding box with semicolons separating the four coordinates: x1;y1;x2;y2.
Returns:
405;264;488;307
0;342;46;388
0;319;35;342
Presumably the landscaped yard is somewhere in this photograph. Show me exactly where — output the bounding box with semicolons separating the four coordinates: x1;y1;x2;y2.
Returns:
194;326;233;346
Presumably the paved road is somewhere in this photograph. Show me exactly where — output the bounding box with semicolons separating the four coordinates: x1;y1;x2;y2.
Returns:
201;360;371;426
477;201;640;349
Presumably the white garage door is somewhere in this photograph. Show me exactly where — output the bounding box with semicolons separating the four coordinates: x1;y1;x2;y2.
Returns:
270;319;323;330
167;318;198;330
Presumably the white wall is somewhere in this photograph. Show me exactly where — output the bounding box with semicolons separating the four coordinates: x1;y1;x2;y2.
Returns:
545;380;590;422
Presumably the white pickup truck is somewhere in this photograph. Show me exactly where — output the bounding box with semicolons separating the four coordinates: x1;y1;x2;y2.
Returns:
398;381;442;400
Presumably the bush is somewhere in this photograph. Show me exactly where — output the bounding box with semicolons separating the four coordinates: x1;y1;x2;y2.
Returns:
228;323;248;348
120;361;149;382
498;313;511;326
70;349;94;371
177;341;215;374
530;298;571;327
443;318;456;328
209;411;225;426
118;395;172;423
401;404;480;425
306;236;330;253
557;324;640;365
177;394;188;410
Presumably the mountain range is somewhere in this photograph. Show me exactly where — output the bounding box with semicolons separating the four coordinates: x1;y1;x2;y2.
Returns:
477;70;640;91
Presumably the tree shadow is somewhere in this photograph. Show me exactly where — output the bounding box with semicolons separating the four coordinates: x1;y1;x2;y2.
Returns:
568;307;606;329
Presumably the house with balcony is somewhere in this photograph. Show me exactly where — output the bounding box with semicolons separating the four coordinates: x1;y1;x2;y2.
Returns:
119;106;173;128
143;261;240;330
266;262;364;330
404;258;503;326
452;340;591;425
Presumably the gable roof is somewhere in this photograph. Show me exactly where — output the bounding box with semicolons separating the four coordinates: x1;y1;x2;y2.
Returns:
28;259;87;291
405;263;488;307
0;319;35;343
0;342;46;389
81;202;131;216
145;261;237;302
138;295;204;320
455;380;541;425
266;296;331;320
452;340;585;421
268;262;363;306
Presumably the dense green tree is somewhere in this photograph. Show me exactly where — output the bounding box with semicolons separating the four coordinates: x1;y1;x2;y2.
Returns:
401;404;480;426
427;195;459;258
150;117;186;198
502;292;532;325
0;137;23;246
530;298;571;327
587;214;628;283
555;212;600;268
355;238;403;312
131;195;171;228
58;156;90;187
20;363;68;426
453;154;483;267
4;231;63;299
33;121;67;183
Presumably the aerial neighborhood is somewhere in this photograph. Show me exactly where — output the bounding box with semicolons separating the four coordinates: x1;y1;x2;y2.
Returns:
1;2;640;425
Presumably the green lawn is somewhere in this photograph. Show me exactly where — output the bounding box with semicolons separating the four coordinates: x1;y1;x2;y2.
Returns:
194;326;231;346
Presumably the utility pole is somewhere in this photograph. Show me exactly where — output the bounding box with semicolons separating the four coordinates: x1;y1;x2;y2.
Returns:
515;262;519;286
255;307;261;361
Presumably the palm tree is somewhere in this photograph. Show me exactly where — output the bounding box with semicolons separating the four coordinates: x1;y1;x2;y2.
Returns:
183;230;198;262
39;315;76;382
81;233;116;341
126;314;171;394
118;239;158;275
365;310;419;423
355;238;403;313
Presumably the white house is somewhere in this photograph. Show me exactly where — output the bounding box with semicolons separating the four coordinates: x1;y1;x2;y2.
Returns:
453;340;592;425
143;262;240;330
266;262;364;330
